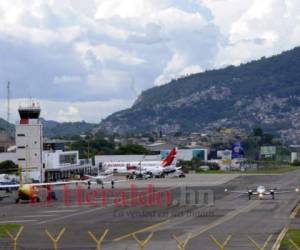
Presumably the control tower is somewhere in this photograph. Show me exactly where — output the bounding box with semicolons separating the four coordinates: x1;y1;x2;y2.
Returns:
16;101;43;182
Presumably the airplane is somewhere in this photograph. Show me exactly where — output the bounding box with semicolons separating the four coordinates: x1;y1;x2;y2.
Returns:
0;195;9;201
225;185;299;200
102;148;178;176
0;174;18;186
0;176;85;203
84;172;129;188
0;174;19;200
84;173;114;186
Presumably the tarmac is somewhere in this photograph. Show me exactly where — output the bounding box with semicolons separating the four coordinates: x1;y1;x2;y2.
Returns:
0;171;299;249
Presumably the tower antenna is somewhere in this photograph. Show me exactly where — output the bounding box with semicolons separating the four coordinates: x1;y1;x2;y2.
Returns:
7;81;10;127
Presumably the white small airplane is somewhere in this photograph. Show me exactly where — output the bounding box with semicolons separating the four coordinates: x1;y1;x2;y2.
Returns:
84;174;113;185
84;173;126;188
225;185;299;200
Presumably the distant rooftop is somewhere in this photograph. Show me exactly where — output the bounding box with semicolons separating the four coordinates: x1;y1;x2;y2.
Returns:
44;139;74;144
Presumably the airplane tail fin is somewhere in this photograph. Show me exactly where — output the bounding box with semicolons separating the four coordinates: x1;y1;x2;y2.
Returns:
162;148;177;167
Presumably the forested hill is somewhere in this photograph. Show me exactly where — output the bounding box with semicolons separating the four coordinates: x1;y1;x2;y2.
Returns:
41;119;96;138
97;46;300;143
0;118;96;138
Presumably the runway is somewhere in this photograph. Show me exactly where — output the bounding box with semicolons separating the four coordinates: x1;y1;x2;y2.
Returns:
0;171;299;249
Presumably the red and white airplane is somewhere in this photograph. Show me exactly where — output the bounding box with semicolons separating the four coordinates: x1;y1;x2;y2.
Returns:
102;148;178;176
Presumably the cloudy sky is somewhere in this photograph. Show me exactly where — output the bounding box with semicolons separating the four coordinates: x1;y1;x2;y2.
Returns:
0;0;300;123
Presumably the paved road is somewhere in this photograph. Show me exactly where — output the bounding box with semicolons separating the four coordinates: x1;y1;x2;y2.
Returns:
0;171;299;249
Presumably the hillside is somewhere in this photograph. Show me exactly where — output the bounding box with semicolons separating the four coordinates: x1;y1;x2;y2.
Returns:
0;118;15;136
41;119;96;138
97;47;300;143
0;118;96;138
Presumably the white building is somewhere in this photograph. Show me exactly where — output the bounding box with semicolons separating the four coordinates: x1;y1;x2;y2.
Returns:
43;150;93;182
161;148;208;161
16;102;43;182
95;155;160;171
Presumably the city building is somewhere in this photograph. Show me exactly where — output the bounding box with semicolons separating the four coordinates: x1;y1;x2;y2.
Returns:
160;148;208;161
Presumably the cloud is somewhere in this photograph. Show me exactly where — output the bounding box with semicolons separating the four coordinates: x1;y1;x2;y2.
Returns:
0;0;299;122
0;98;133;124
202;0;300;67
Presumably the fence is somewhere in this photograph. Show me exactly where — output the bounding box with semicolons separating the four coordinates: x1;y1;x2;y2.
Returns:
0;225;298;250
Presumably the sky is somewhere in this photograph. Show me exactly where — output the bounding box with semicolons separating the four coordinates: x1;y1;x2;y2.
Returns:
0;0;300;123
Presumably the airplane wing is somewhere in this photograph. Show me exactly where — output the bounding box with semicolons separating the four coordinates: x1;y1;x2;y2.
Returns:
29;180;85;187
273;190;297;194
0;184;20;188
0;196;10;201
89;179;127;185
85;174;113;180
225;190;248;194
84;175;97;180
266;188;299;194
224;189;255;194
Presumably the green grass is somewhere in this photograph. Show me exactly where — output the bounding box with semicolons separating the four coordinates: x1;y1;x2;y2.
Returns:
0;224;20;238
280;229;300;250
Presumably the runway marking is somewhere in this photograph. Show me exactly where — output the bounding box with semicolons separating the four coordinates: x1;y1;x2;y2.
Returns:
39;209;78;213
272;227;288;250
190;200;259;239
113;187;250;242
0;220;37;224
37;186;177;225
36;206;105;225
290;203;300;219
113;219;170;242
17;215;56;218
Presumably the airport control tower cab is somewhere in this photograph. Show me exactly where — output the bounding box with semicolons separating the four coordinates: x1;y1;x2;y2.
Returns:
16;101;43;182
19;103;41;124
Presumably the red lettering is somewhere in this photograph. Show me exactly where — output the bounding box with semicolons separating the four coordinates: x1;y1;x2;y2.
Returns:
86;190;99;207
63;185;71;206
146;185;154;207
130;184;136;207
76;185;83;206
101;189;112;207
165;190;172;207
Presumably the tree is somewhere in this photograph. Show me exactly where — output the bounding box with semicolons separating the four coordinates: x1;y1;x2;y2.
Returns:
261;133;274;145
115;144;152;155
253;127;263;137
0;161;18;174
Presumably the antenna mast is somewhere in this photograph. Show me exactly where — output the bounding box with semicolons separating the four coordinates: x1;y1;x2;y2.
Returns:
7;81;10;124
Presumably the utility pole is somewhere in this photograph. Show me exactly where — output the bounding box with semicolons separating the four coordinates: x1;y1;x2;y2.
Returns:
7;81;10;124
